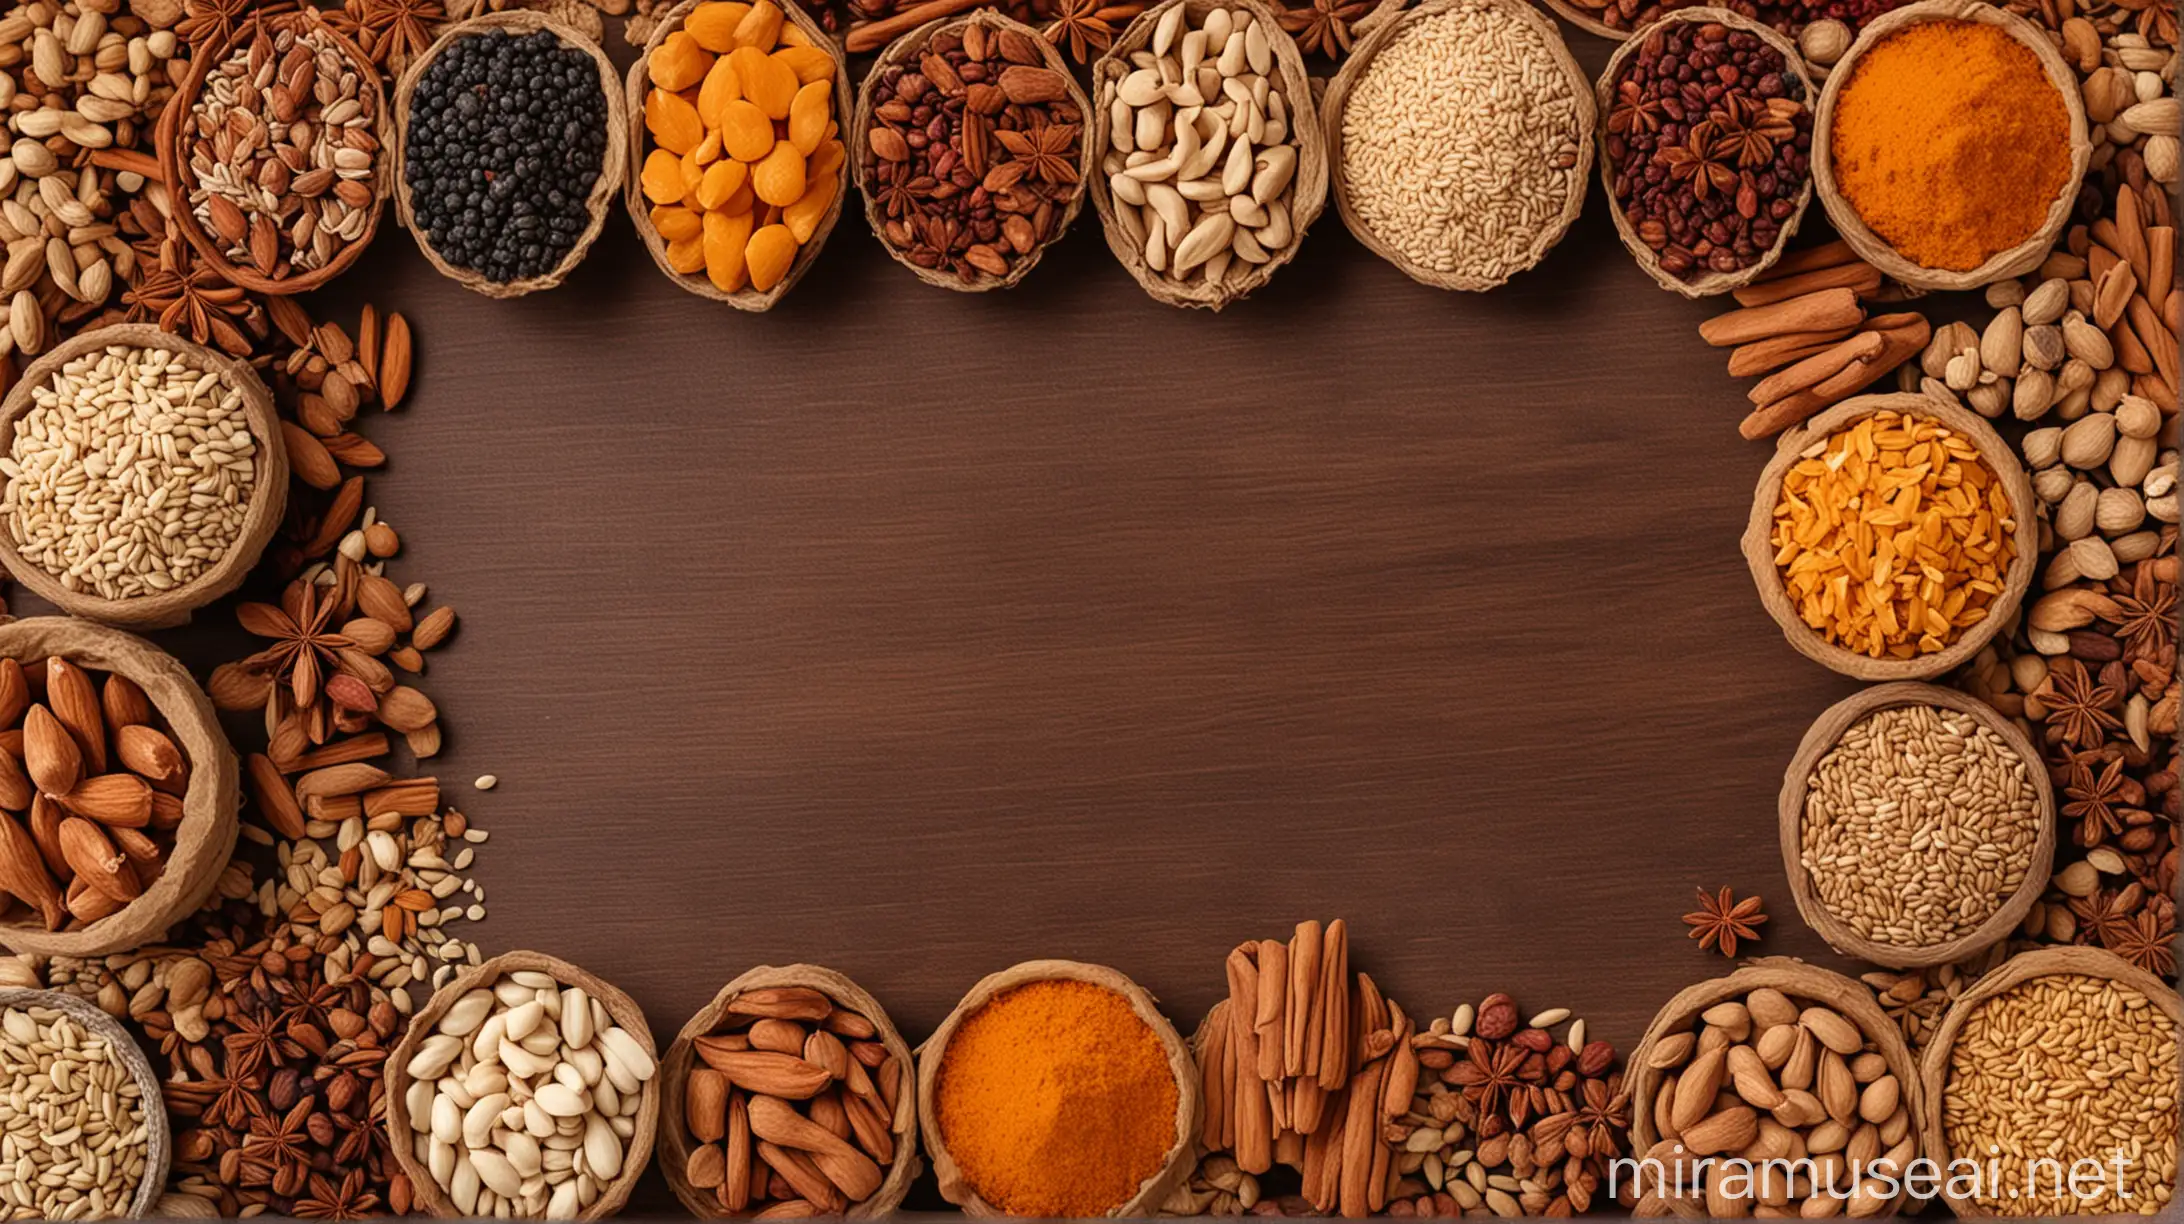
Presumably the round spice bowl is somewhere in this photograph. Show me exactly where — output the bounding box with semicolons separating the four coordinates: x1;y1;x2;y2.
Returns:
626;0;854;311
1740;392;2038;681
0;617;240;960
1779;682;2056;969
1916;947;2182;1218
384;950;660;1221
1626;958;1924;1219
394;11;630;299
1322;0;1596;292
1594;8;1818;297
156;9;392;296
917;958;1202;1217
854;10;1095;292
1087;0;1330;310
0;987;171;1218
1811;0;2089;291
0;324;289;629
660;964;920;1217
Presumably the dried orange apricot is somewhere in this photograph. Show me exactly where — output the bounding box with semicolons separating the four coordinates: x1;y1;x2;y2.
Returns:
783;175;836;244
776;45;833;85
695;159;749;211
787;80;830;156
759;201;784;229
779;21;813;49
645;87;704;155
704;209;755;291
648;31;713;92
640;148;686;203
685;1;751;52
716;98;775;162
733;0;783;51
666;233;707;275
745;223;797;291
743;51;799;120
697;55;743;129
751;141;806;207
806;137;845;185
691;128;722;165
651;204;703;241
678;149;707;200
718;179;756;217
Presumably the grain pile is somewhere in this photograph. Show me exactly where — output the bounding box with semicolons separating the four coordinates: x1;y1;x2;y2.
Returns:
0;1003;151;1220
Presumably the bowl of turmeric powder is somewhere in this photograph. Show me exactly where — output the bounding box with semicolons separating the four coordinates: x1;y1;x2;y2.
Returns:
1812;0;2089;291
917;959;1202;1218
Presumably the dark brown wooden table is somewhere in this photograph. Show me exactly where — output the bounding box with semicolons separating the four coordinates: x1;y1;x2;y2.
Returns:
15;18;1904;1212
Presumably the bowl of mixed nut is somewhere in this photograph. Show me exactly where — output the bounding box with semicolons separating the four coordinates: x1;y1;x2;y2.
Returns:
0;987;170;1218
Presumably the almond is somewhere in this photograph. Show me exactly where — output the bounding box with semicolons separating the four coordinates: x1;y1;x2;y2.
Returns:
687;1068;729;1142
358;574;413;633
1858;1075;1899;1124
246;752;307;839
116;725;188;795
1754;1022;1798;1069
1745;988;1799;1030
1799;1007;1863;1056
381;312;412;409
1727;1044;1786;1110
44;659;104;774
1646;1031;1696;1069
150;791;186;831
22;704;82;797
376;686;436;733
724;1095;752;1212
1780;1024;1818;1091
65;876;124;923
1818;1050;1858;1124
411;605;457;651
0;745;31;811
748;1019;807;1056
341;617;398;655
282;421;342;490
693;1050;832;1100
0;659;26;729
61;774;153;828
685;1141;726;1189
0;810;63;926
727;987;834;1023
100;674;152;730
1671;1045;1727;1133
1680;1104;1760;1156
294;762;391;801
57;816;139;903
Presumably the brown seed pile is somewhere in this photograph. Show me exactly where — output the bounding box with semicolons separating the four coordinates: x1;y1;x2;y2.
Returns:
0;656;189;931
183;22;380;280
1800;703;2041;948
1635;989;1913;1218
1942;973;2178;1216
863;22;1083;283
679;986;904;1214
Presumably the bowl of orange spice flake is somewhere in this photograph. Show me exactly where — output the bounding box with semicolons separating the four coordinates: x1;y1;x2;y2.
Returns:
1742;393;2038;681
626;0;853;310
918;959;1201;1218
1812;0;2088;292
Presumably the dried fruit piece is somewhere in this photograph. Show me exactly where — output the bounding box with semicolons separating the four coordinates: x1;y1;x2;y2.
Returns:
745;224;797;292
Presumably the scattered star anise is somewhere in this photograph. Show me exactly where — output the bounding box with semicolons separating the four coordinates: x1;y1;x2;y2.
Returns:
1608;80;1665;136
179;0;298;52
2037;657;2124;750
231;577;358;711
2068;882;2144;946
292;1169;381;1221
1561;1074;1629;1160
1683;885;1767;957
330;0;447;73
123;234;259;357
1043;0;1138;62
1275;0;1372;59
2104;908;2177;976
1656;124;1737;199
1707;95;1799;168
1448;1038;1528;1120
2104;561;2176;662
2062;752;2138;847
994;119;1080;186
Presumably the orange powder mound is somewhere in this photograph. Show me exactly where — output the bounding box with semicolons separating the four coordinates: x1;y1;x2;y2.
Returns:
936;979;1179;1217
1830;20;2072;271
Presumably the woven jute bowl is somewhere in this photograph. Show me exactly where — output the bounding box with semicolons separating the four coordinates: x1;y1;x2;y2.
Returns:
0;619;239;958
1779;682;2056;970
1741;392;2037;682
625;0;853;310
1539;0;1636;41
157;9;392;296
660;964;920;1217
854;11;1094;292
1812;0;2089;292
384;950;659;1221
917;959;1201;1216
394;11;629;298
1626;958;1924;1219
1322;0;1595;291
1596;8;1817;297
1916;947;2182;1218
0;324;288;629
0;987;171;1217
1087;0;1329;310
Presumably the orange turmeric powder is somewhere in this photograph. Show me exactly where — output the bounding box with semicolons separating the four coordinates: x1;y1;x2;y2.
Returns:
1830;19;2072;271
936;979;1179;1217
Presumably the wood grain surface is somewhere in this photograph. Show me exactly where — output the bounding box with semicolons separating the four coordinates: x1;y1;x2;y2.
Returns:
11;21;1908;1212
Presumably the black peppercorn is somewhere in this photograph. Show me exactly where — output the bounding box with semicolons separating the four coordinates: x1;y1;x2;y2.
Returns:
403;29;608;284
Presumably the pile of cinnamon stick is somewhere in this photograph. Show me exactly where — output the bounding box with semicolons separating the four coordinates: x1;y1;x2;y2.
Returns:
1698;241;1931;440
1199;920;1420;1219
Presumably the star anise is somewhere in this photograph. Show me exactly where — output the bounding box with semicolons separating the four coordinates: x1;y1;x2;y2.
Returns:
2063;753;2137;847
1656;125;1737;199
2104;562;2176;662
1043;0;1137;63
331;0;447;73
1449;1038;1528;1120
993;119;1080;186
222;1010;286;1083
293;1169;380;1221
2038;657;2124;750
1608;80;1665;136
123;235;258;357
1707;94;1798;168
2103;908;2177;976
1561;1074;1629;1160
239;1099;315;1198
1275;0;1372;58
232;578;358;712
2067;882;2145;946
179;0;299;53
1683;885;1767;957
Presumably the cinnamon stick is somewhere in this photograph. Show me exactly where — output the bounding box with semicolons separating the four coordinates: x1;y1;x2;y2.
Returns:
1747;330;1886;405
2129;293;2177;389
1699;287;1864;347
88;148;161;181
1727;326;1858;377
1315;920;1349;1091
1336;1059;1383;1218
1739;317;1931;439
1731;260;1882;308
1255;939;1286;1083
1235;1033;1272;1174
1755;239;1859;281
1290;1075;1326;1137
1286;920;1319;1077
1201;1000;1230;1149
843;0;988;51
